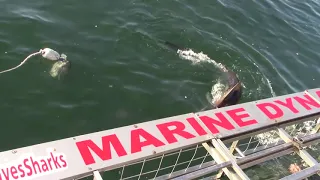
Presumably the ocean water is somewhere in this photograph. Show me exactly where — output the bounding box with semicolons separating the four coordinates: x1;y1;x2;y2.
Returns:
0;0;320;179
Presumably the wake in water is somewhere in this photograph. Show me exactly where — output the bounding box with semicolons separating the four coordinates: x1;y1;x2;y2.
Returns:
171;46;239;107
177;49;228;72
176;48;229;105
168;42;317;150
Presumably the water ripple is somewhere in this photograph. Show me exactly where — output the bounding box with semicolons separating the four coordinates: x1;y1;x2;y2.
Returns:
1;2;320;174
12;8;53;23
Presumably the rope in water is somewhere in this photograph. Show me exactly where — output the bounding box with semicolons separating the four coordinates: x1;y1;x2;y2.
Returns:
0;48;62;74
0;50;42;74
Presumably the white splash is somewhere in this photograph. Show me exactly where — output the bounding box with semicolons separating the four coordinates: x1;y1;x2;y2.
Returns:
177;49;228;72
255;131;279;145
210;79;227;105
176;49;229;105
255;120;318;146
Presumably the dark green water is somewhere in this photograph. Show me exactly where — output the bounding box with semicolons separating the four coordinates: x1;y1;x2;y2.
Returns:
1;0;320;179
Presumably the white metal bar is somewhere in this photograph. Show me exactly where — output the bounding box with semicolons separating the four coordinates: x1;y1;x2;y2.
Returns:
298;149;318;167
184;144;199;172
277;128;319;167
156;132;320;180
229;141;240;154
154;160;217;180
312;118;320;134
253;140;262;151
93;171;103;180
120;166;125;179
153;154;165;179
0;88;318;180
213;139;250;180
242;137;253;152
202;142;242;180
199;151;209;168
235;148;245;158
278;128;293;143
137;159;146;180
171;161;232;180
169;149;182;177
277;127;320;178
216;140;239;178
123;155;210;180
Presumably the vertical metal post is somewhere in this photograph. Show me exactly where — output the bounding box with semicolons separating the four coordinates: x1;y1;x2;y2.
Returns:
213;139;250;180
202;142;240;180
277;128;320;175
93;171;103;180
305;91;320;134
311;118;320;134
216;140;240;179
202;138;249;180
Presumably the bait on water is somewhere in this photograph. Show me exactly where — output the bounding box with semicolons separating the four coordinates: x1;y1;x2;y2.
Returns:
0;48;71;79
49;54;71;79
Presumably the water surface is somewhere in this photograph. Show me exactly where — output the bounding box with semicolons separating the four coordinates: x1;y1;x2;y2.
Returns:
0;0;320;179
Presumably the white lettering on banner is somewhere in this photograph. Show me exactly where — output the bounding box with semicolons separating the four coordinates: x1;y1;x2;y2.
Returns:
75;90;320;166
0;151;67;180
